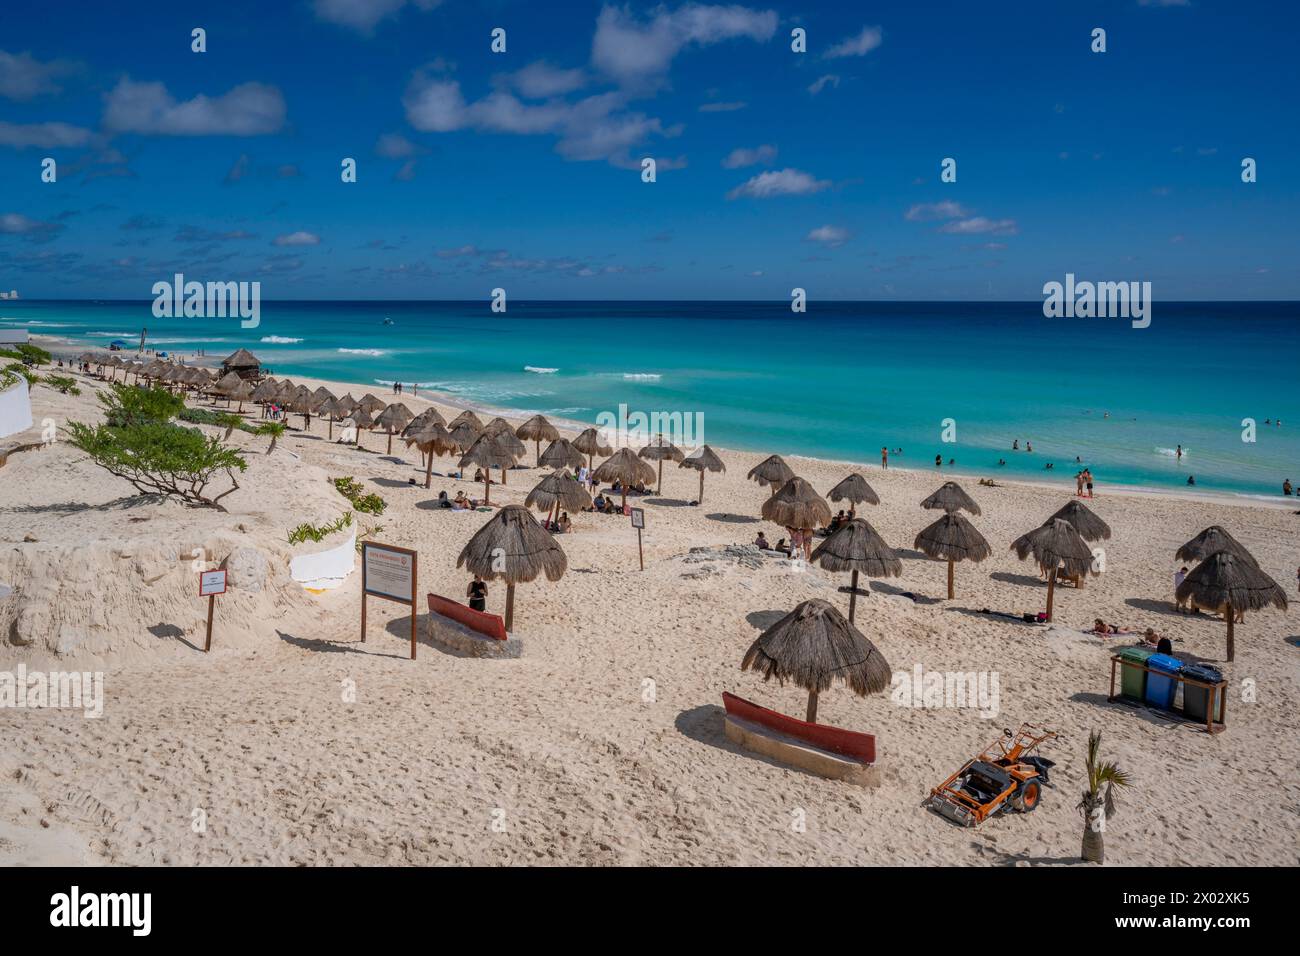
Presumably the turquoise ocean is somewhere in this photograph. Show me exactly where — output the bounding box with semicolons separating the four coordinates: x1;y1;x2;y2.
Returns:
4;299;1297;500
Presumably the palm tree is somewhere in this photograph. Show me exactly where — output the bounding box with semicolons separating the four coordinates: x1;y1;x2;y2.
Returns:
1076;731;1132;863
256;421;287;454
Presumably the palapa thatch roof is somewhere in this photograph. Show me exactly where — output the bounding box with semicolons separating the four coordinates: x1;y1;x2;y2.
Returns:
525;470;593;513
227;378;255;402
1011;518;1094;577
358;393;387;415
347;406;375;429
403;419;455;455
810;518;902;577
1176;551;1287;615
921;480;981;515
591;448;656;487
573;427;613;457
516;414;560;443
1048;499;1111;542
747;454;795;490
221;348;261;369
273;380;297;403
1175;526;1257;566
827;473;880;507
914;512;992;563
457;504;567;584
447;419;484;451
459;432;518;472
761;476;831;530
449;409;484;430
317;396;342;419
251;378;281;403
679;444;725;473
638;439;685;462
741;599;892;697
213;370;245;395
374;403;414;433
402;407;447;436
334;393;358;415
539;438;587;471
483;418;527;457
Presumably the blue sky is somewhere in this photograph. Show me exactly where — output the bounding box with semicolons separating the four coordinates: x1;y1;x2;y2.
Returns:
1;0;1296;300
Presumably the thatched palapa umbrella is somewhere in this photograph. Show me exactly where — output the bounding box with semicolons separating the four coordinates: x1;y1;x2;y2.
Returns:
374;403;414;455
228;377;254;414
525;470;592;527
573;427;613;471
449;409;484;431
747;454;795;497
638;435;684;495
591;448;656;509
539;438;586;472
810;518;902;622
213;370;244;405
459;432;518;504
1010;518;1094;622
251;377;280;415
921;480;981;515
482;419;526;484
404;419;456;488
741;599;892;724
457;505;567;631
828;473;880;511
1176;552;1286;661
358;393;387;416
1049;499;1111;542
516;414;560;466
679;444;725;504
347;406;374;450
447;419;483;453
761;477;831;558
914;511;992;600
1176;526;1257;566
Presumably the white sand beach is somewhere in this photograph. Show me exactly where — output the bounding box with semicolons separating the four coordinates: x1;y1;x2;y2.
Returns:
1;358;1297;866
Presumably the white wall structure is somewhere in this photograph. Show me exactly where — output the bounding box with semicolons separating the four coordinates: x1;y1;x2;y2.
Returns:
289;532;357;590
0;377;33;440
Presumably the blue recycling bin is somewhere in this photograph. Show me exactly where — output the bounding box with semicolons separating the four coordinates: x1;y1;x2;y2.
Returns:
1181;663;1224;723
1144;653;1183;709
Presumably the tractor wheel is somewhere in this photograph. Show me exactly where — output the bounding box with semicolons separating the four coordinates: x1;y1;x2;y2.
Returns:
1013;777;1042;813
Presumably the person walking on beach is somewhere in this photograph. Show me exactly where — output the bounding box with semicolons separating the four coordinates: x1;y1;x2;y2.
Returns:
1175;565;1189;612
881;447;888;469
1084;468;1094;498
1076;471;1085;496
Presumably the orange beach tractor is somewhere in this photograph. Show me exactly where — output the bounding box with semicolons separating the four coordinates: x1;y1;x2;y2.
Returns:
927;724;1059;827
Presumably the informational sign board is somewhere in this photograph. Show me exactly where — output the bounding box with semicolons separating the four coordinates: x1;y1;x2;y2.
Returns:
630;507;645;529
199;569;227;597
360;542;419;659
363;543;415;602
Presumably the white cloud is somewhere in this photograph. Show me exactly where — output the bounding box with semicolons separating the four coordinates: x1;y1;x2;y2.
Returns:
0;50;75;100
807;74;839;95
404;74;678;167
374;132;422;158
726;168;830;200
699;100;746;112
937;217;1017;236
721;144;776;168
591;3;777;87
0;212;62;241
313;0;442;33
806;224;850;247
824;26;882;59
273;231;321;246
0;120;93;149
104;79;286;136
505;61;587;99
904;200;969;221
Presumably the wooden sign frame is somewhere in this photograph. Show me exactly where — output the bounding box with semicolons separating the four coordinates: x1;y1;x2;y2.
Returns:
630;508;645;570
360;541;419;660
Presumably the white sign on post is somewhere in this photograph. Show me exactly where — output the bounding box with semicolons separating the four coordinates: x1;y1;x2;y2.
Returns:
199;569;227;596
630;507;645;530
362;543;415;603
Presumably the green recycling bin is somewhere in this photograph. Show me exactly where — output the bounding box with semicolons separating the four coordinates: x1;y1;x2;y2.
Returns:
1118;646;1155;700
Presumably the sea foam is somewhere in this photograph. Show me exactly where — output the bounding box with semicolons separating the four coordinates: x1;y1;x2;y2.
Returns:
262;335;303;344
524;366;559;374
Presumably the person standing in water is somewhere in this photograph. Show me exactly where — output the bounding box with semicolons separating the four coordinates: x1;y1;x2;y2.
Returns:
1176;444;1182;461
881;447;888;469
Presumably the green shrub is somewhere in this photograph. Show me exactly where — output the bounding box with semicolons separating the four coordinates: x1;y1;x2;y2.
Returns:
43;374;81;396
4;362;37;387
288;511;353;545
333;476;386;515
0;343;51;366
253;421;287;453
66;420;248;511
101;382;184;427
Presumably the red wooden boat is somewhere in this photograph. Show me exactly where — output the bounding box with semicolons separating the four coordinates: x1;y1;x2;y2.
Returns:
722;692;876;764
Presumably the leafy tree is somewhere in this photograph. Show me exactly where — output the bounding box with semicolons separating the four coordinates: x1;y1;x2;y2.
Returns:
66;421;247;511
0;343;52;366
